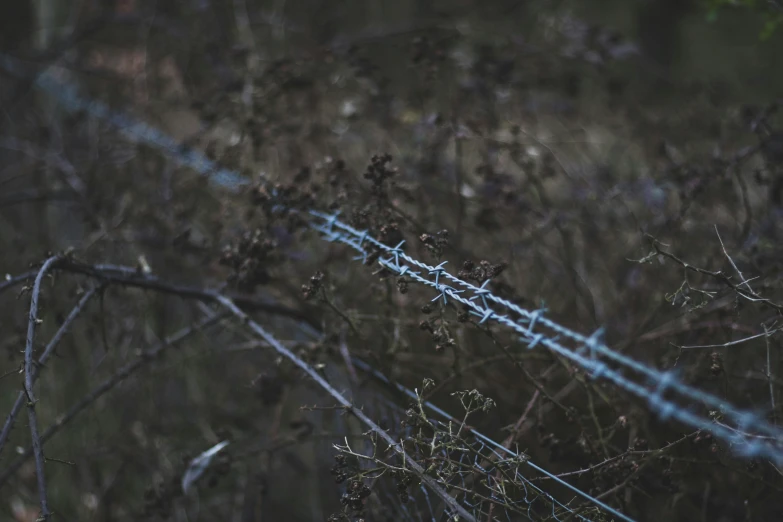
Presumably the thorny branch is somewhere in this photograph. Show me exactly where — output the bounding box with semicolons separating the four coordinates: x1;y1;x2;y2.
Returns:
0;285;102;457
0;314;225;488
22;255;63;520
2;258;314;325
640;234;783;314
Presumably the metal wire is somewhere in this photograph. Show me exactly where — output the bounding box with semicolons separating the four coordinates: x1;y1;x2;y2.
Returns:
350;359;631;522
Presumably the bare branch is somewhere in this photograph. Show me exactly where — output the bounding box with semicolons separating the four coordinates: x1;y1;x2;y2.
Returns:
765;324;777;425
2;260;315;326
675;328;781;350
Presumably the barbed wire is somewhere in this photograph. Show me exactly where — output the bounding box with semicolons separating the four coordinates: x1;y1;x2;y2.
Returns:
308;210;783;464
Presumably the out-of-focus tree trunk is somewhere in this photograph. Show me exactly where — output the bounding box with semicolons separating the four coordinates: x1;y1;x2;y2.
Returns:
32;0;79;249
636;0;695;75
0;3;34;52
33;0;74;50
